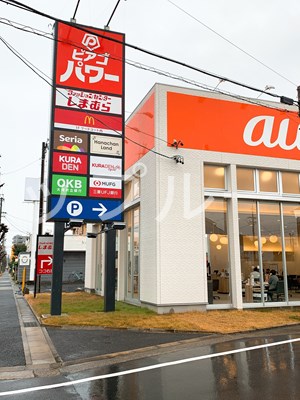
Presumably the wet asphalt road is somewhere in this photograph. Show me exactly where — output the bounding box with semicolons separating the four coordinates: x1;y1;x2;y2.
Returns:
1;327;300;399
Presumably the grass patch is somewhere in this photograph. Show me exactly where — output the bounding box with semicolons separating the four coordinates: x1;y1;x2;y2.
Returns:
26;292;300;334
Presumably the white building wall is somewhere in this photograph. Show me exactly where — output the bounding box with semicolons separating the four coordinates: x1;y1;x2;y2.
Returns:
123;83;300;311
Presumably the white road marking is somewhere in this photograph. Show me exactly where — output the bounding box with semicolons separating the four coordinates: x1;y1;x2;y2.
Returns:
0;337;299;396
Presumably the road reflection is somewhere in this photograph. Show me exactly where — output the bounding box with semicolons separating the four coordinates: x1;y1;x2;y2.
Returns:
67;335;300;400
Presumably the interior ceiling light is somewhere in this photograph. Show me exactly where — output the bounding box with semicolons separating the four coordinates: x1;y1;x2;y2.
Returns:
260;171;273;182
261;236;267;244
269;235;278;243
210;233;218;242
220;236;228;244
215;167;225;177
216;244;222;250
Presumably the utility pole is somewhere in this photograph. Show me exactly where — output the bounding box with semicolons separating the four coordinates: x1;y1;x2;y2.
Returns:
0;197;3;224
297;86;300;117
34;142;47;298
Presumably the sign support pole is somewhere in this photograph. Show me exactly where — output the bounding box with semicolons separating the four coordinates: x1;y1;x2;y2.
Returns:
104;225;116;312
34;141;47;298
50;222;65;315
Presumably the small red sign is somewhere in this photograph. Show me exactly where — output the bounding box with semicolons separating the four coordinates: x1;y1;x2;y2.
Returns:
37;255;53;275
52;151;88;174
54;108;123;134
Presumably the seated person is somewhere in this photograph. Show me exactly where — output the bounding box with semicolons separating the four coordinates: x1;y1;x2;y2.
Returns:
267;270;279;301
264;268;271;282
250;267;260;284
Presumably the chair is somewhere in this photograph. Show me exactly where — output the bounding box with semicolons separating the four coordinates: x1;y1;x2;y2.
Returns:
268;281;285;301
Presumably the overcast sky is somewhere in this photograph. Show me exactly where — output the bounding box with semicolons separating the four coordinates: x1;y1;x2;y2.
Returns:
0;0;299;245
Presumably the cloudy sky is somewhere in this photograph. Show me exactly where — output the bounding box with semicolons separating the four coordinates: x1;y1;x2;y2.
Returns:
0;0;299;245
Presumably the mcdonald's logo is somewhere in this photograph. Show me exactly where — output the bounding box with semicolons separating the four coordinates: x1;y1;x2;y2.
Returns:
84;115;95;125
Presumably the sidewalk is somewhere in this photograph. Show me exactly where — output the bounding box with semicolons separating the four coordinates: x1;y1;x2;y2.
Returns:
0;271;207;380
0;271;57;380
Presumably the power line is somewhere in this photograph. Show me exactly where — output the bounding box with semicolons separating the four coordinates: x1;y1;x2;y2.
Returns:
0;35;174;160
0;16;297;115
72;0;81;21
1;0;296;103
1;155;41;176
3;215;30;235
106;0;123;28
167;0;297;87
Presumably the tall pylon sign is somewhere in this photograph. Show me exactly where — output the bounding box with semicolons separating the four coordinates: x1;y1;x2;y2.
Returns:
47;22;125;223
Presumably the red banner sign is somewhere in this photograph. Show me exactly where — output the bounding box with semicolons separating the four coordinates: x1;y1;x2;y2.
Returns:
36;236;54;275
52;151;88;174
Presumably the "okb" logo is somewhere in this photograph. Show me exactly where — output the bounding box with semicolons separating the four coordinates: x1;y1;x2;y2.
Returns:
51;174;87;196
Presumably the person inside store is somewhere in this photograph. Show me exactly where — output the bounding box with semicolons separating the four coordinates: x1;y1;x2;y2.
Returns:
250;266;260;284
264;268;271;283
267;269;279;301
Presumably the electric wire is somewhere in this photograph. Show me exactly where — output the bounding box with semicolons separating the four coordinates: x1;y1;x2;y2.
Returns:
1;22;299;147
167;0;297;87
5;213;32;223
1;156;41;176
72;0;81;20
0;35;174;160
3;215;30;235
1;0;297;103
0;17;298;115
106;0;122;28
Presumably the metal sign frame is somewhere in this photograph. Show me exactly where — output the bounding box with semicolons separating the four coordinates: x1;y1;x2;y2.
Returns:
47;22;125;223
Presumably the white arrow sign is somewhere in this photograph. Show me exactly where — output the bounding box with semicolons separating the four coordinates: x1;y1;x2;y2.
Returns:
41;256;53;269
92;203;107;217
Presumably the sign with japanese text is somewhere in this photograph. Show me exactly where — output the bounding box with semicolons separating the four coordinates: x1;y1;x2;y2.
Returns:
51;174;87;196
55;88;122;115
36;235;53;275
54;109;123;134
90;134;122;156
47;22;125;223
89;155;122;177
89;177;122;198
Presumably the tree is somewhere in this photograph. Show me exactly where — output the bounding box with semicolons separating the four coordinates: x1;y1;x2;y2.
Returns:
12;244;27;257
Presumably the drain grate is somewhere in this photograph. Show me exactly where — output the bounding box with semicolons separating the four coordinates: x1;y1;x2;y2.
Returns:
23;322;38;327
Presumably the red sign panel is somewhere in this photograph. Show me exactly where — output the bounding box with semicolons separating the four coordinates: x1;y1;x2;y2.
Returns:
37;236;54;275
37;255;53;275
89;177;122;198
52;151;88;174
55;24;124;94
167;92;300;160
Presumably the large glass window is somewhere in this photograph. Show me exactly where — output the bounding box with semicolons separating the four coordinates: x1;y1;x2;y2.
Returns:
282;172;300;194
204;165;226;189
238;200;259;291
125;207;140;301
205;198;230;304
237;168;255;191
282;204;300;301
258;170;278;193
239;200;289;304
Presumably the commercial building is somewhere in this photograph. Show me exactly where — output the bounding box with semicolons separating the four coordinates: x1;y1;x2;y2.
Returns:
85;83;300;312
